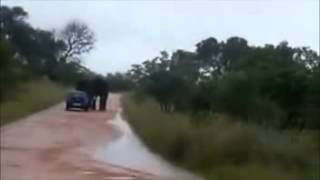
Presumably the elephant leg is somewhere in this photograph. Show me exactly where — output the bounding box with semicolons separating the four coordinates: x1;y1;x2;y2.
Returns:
91;97;96;110
87;96;92;110
99;95;106;111
105;93;109;110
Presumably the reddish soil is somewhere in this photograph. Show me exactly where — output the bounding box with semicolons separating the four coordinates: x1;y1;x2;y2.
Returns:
1;94;156;180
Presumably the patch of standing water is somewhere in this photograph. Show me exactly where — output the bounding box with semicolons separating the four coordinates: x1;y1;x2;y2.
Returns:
94;110;202;180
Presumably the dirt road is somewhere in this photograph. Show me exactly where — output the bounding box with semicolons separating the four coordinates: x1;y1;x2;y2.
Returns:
1;94;156;180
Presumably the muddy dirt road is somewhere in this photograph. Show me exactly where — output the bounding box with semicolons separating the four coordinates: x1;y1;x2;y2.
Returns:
1;94;156;180
1;94;199;180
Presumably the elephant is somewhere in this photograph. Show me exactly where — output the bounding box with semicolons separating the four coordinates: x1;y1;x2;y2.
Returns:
75;76;109;111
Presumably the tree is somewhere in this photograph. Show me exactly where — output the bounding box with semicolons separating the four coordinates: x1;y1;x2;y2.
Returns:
221;36;249;71
171;50;199;83
294;47;320;71
60;20;95;62
0;6;96;88
0;6;28;35
0;6;66;76
128;36;319;129
196;37;221;76
105;72;134;92
0;35;24;101
129;64;145;84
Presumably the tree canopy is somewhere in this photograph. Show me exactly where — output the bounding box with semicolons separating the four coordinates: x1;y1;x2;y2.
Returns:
126;36;319;130
0;6;96;100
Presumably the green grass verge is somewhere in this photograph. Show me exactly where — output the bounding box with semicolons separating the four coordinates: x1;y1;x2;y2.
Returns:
123;93;320;180
0;79;68;126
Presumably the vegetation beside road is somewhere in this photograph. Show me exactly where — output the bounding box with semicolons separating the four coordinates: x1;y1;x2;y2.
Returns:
0;79;67;126
121;20;319;179
123;94;319;180
0;5;96;126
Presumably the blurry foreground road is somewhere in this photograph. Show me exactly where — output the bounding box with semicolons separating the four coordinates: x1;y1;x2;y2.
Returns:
0;94;156;180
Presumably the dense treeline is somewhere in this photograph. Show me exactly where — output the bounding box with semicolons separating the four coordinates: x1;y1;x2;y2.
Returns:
0;6;96;101
105;72;134;92
125;37;319;129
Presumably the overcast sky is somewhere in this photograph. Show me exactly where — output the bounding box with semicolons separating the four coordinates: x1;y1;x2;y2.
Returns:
3;0;319;75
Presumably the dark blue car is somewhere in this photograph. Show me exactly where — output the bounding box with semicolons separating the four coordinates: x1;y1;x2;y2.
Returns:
65;90;90;111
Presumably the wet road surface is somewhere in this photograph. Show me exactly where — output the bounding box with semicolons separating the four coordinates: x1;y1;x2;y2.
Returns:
0;94;200;180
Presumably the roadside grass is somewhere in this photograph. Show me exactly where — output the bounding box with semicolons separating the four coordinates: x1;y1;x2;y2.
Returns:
0;79;68;126
206;164;319;180
123;93;320;180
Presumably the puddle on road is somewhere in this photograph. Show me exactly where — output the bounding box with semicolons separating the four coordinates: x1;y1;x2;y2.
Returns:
94;111;202;180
